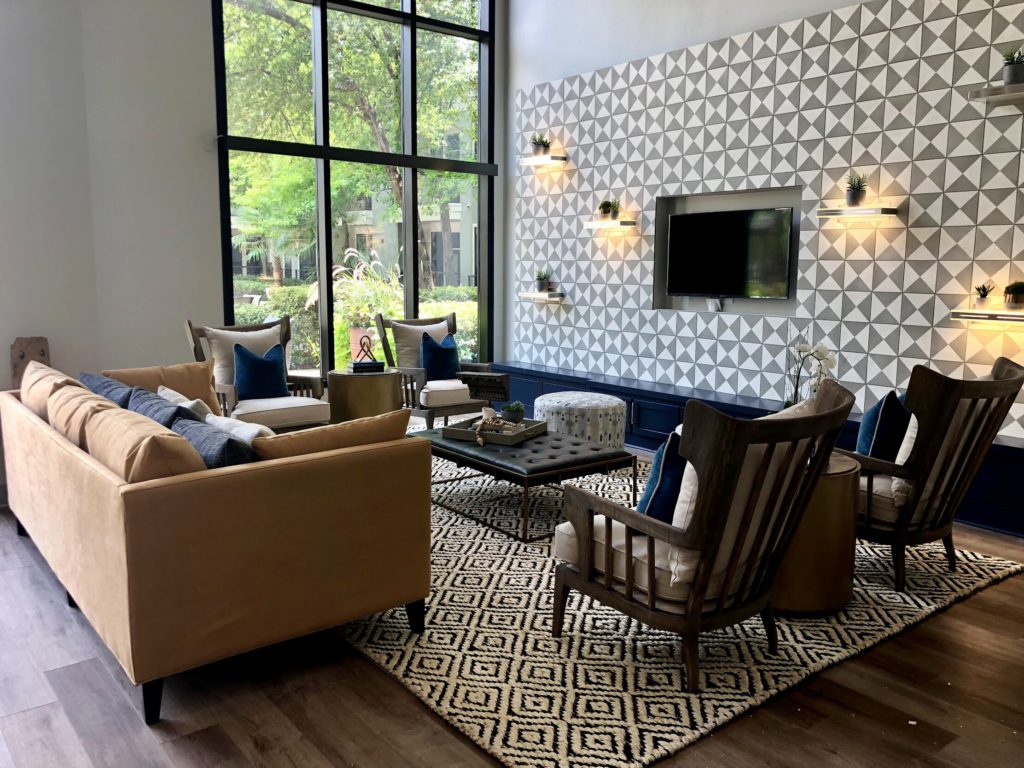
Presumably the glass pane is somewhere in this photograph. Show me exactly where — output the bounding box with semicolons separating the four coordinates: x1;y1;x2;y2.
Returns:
330;162;405;370
417;30;479;161
418;0;481;28
223;0;314;143
328;11;402;152
354;0;401;9
228;151;321;372
417;171;479;361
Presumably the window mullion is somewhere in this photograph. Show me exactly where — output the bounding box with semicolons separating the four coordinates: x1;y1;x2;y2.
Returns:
313;0;336;373
401;0;418;317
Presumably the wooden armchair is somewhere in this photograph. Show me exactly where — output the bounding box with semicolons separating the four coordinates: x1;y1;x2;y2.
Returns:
553;380;854;692
374;312;509;429
838;357;1024;591
186;316;328;430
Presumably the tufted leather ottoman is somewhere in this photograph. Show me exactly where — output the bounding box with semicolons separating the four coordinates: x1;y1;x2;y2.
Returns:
533;391;627;449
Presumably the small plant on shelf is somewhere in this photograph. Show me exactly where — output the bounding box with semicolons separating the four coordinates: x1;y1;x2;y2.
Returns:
597;199;621;219
529;133;551;155
1005;281;1024;307
845;172;869;207
535;267;551;292
501;400;526;424
1003;45;1024;85
974;282;995;306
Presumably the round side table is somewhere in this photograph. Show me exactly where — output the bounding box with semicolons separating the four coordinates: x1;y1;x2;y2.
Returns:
532;391;627;449
328;369;402;423
772;452;860;615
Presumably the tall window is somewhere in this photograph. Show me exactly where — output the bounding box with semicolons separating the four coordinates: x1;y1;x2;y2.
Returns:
213;0;495;373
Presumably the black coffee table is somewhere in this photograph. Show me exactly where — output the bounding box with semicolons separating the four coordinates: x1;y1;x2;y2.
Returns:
420;429;637;542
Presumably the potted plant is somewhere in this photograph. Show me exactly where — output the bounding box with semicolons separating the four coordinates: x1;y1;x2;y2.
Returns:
501;400;526;424
1006;281;1024;308
597;199;620;220
1003;45;1024;85
974;281;995;308
535;268;551;292
530;133;551;156
845;172;868;207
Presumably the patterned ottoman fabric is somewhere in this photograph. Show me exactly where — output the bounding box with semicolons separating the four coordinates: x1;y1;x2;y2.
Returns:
533;391;627;449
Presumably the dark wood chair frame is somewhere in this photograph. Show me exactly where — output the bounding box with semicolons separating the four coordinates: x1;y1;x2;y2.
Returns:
837;356;1024;592
185;316;324;414
374;312;510;428
553;380;855;692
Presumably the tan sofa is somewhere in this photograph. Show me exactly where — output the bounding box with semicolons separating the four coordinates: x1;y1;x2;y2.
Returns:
0;382;431;724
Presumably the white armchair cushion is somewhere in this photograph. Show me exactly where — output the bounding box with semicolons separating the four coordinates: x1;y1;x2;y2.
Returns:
231;396;330;429
419;378;472;407
858;474;903;524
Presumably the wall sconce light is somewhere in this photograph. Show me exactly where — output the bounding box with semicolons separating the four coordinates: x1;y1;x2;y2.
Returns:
519;153;568;169
816;205;898;224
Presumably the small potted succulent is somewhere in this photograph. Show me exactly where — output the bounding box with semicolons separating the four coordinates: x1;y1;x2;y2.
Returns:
974;281;995;308
1005;281;1024;308
1003;45;1024;85
501;400;526;424
530;133;551;156
597;199;620;220
535;267;551;292
845;172;868;207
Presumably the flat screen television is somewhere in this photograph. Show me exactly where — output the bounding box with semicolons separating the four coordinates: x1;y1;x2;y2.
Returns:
666;207;794;299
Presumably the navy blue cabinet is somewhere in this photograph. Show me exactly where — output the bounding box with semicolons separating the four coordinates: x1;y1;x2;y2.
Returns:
631;397;682;441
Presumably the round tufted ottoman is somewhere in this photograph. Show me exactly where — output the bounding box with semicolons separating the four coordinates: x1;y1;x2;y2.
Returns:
533;391;627;449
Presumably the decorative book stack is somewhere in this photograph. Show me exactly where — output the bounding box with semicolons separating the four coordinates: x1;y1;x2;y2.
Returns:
348;361;385;373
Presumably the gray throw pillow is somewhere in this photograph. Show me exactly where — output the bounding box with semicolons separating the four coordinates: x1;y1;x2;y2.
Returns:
391;320;449;368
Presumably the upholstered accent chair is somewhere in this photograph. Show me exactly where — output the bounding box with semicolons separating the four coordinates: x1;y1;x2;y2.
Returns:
839;357;1024;592
553;380;855;692
374;312;509;429
186;317;329;430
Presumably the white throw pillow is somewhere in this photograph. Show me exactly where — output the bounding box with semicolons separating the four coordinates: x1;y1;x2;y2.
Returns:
158;385;213;419
204;326;282;387
390;320;449;369
890;415;918;505
204;413;275;444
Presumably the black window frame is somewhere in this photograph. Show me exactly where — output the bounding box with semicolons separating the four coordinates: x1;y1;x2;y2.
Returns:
211;0;497;373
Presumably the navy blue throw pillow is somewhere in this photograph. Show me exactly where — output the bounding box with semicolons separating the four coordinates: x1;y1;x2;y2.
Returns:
637;431;685;524
127;387;199;428
856;391;910;462
171;417;256;469
421;333;460;381
234;343;289;401
79;372;133;408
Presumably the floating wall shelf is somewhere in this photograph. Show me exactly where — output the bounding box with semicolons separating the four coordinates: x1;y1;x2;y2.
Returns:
519;291;565;304
816;205;899;222
950;304;1024;323
519;153;568;168
968;83;1024;108
583;218;637;231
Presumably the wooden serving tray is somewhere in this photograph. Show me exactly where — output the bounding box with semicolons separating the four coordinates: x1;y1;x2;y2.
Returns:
441;418;548;445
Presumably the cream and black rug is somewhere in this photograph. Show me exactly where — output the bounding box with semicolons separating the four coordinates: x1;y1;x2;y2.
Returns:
341;459;1023;768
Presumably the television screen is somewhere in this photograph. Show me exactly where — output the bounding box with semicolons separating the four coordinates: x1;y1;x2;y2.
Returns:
666;207;794;299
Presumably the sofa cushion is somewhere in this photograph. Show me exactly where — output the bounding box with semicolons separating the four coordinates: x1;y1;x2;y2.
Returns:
251;409;410;460
204;413;274;444
78;372;133;408
231;396;330;429
128;387;200;429
421;333;460;381
20;361;84;421
233;343;289;401
419;378;472;407
47;386;119;448
103;359;221;416
84;408;206;483
158;385;213;419
203;326;281;388
391;319;449;368
170;416;257;469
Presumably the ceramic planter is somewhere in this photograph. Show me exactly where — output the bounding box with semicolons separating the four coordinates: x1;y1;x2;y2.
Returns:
974;296;991;309
502;409;525;424
532;144;549;156
845;188;867;207
1003;63;1024;85
535;279;549;292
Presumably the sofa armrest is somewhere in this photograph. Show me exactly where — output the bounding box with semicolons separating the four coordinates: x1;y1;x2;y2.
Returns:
118;437;432;682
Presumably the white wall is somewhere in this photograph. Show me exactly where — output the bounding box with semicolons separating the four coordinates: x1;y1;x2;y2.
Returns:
0;0;100;388
501;0;857;358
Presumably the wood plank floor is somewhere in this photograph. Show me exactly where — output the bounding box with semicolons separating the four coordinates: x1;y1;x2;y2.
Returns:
1;506;1021;768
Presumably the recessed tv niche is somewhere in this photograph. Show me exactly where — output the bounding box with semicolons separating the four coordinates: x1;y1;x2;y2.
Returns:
666;207;795;300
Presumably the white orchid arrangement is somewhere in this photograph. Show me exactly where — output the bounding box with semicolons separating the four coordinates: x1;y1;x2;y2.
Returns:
787;341;837;406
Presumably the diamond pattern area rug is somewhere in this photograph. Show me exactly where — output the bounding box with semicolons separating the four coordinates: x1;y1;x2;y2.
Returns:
341;460;1023;768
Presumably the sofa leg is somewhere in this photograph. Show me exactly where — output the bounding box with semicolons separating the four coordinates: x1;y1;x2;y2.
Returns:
15;519;28;538
405;599;426;633
66;590;78;610
141;679;164;725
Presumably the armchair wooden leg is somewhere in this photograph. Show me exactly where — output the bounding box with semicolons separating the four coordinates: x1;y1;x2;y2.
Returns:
15;519;28;538
942;533;957;572
682;635;700;693
405;599;426;633
760;605;778;654
424;414;434;430
891;543;907;592
552;567;571;638
142;679;164;725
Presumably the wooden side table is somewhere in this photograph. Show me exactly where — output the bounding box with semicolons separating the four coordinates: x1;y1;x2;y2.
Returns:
772;452;860;615
328;369;402;423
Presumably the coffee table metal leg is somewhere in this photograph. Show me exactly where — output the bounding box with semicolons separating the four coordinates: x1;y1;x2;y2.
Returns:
632;456;638;507
521;482;530;541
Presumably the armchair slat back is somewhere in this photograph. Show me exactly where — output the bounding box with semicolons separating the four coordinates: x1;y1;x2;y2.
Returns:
185;316;292;363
